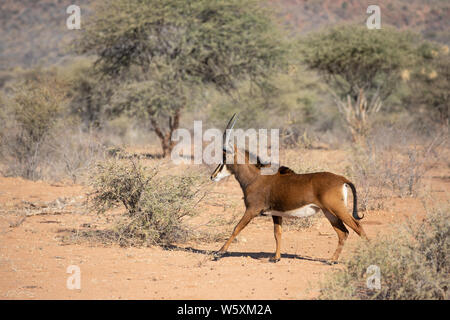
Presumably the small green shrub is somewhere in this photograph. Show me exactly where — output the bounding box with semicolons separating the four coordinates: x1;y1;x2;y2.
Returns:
89;158;205;245
0;78;64;179
0;82;106;181
319;204;449;300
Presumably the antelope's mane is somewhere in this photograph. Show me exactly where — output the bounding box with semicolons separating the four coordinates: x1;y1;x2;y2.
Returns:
240;149;294;174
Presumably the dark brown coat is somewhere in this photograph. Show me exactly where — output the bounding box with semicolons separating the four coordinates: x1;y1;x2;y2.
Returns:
211;149;368;262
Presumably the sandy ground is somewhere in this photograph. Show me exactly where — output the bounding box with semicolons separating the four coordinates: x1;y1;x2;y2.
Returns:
0;149;448;300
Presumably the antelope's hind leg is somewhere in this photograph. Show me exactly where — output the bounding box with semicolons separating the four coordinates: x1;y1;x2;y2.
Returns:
323;210;349;263
321;185;368;260
270;216;283;263
338;211;368;240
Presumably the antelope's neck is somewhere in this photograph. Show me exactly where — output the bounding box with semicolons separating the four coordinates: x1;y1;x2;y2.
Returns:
234;164;260;190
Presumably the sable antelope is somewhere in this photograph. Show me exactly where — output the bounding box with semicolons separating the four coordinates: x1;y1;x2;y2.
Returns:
211;114;368;263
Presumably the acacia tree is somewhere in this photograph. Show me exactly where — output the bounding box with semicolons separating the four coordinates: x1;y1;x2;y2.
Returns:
77;0;287;156
300;25;418;142
409;47;449;129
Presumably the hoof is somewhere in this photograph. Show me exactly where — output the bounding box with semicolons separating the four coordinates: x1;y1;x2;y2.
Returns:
212;251;226;261
269;257;280;263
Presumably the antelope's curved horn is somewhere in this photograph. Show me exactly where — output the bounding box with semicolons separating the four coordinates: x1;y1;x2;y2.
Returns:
223;113;238;151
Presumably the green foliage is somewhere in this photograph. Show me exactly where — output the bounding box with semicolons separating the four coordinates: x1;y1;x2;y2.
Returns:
319;204;449;300
89;158;204;245
0;69;107;182
12;79;63;144
0;76;65;179
79;0;287;89
300;25;422;141
300;24;418;100
77;0;288;155
207;64;331;144
65;58;113;129
409;47;449;126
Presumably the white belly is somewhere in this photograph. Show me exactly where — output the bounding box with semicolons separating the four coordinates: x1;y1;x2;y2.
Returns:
265;204;321;219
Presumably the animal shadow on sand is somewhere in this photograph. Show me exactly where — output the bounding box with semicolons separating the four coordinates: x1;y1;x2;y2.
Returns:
162;245;335;265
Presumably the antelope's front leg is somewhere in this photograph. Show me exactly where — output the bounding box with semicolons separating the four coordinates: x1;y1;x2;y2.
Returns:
215;208;259;258
270;216;282;262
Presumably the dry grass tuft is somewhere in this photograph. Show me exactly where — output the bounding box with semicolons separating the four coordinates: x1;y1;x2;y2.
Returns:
77;158;208;246
319;203;449;300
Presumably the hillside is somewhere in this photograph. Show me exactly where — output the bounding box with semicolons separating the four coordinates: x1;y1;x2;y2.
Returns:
270;0;450;42
0;0;92;70
0;0;449;70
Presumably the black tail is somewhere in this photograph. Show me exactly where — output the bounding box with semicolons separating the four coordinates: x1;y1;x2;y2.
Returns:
347;182;364;220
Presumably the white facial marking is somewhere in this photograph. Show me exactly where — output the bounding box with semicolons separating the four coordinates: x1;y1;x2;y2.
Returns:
266;204;321;219
212;165;232;182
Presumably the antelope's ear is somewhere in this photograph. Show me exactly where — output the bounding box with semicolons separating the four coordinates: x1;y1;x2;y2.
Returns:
256;156;270;168
256;156;263;168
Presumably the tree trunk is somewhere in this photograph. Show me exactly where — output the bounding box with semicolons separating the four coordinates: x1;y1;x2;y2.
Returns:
150;109;181;157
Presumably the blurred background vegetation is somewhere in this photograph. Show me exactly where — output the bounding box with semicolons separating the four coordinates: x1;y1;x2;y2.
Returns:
0;0;448;180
